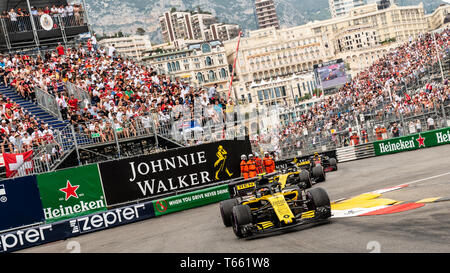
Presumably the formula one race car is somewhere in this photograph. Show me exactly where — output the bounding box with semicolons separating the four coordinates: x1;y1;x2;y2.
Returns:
310;153;338;172
230;168;313;198
290;158;327;183
220;178;332;238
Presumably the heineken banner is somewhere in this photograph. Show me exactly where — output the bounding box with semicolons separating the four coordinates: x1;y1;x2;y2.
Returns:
36;164;107;223
0;176;45;232
153;184;230;217
99;140;251;206
374;127;450;156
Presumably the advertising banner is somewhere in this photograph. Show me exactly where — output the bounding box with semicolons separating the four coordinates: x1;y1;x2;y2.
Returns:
374;127;450;156
99;140;250;206
153;184;230;217
0;201;156;253
36;164;107;223
0;221;69;253
0;176;45;232
67;202;155;235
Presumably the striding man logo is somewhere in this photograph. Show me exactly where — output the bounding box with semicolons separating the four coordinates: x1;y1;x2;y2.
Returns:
214;145;233;180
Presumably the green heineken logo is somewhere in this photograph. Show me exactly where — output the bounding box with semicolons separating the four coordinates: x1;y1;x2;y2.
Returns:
37;164;107;223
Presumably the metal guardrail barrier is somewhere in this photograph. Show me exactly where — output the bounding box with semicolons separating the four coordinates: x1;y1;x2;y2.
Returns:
35;87;62;121
65;82;90;102
1;11;88;34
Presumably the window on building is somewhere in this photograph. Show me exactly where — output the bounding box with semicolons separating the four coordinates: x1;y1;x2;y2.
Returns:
258;90;264;101
205;57;213;66
275;87;281;98
264;89;269;100
202;43;212;53
208;70;216;81
220;68;227;79
197;72;204;83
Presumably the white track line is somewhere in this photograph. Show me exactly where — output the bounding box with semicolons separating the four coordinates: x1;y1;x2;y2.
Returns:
402;171;450;186
334;171;450;203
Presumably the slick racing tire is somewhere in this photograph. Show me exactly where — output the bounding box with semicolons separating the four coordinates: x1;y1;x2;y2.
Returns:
329;158;338;171
220;199;239;227
232;205;253;238
307;187;331;219
312;165;326;182
298;170;312;189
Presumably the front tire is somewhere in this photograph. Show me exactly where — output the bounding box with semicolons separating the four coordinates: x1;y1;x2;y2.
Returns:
231;205;253;238
220;199;239;227
307;187;331;219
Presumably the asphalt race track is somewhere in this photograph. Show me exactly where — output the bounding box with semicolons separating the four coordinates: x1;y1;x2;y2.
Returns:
20;145;450;253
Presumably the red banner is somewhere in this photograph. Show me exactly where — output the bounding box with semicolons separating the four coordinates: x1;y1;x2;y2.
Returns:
4;151;34;178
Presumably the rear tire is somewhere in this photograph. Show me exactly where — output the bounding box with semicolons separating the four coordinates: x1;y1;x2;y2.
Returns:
329;158;337;171
312;165;326;182
220;199;238;227
298;170;312;189
231;205;253;238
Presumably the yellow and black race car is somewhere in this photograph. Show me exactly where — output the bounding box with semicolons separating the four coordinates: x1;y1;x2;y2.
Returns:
230;167;312;198
220;178;332;238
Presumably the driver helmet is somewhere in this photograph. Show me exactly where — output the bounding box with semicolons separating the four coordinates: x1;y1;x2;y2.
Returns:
258;175;270;185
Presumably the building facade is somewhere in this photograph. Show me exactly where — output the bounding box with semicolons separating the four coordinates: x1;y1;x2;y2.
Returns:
330;0;398;18
98;35;152;60
254;0;280;30
142;41;231;96
224;2;449;108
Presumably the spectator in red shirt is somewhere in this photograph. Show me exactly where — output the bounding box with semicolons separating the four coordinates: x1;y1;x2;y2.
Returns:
68;95;79;112
56;43;65;56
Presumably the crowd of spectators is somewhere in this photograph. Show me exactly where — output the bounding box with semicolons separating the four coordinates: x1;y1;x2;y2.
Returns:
0;37;233;149
253;30;450;157
0;92;60;154
0;2;85;33
0;28;449;161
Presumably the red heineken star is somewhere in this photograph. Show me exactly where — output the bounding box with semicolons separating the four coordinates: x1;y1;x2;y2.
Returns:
59;180;79;201
416;134;426;147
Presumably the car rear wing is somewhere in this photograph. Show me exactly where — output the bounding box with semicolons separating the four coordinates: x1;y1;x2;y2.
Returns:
227;173;280;198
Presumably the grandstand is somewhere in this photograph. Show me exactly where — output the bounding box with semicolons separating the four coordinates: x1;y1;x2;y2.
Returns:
0;0;89;52
0;11;447;178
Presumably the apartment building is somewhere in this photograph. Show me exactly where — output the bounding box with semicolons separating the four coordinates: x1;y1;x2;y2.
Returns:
254;0;280;30
330;0;397;18
159;11;240;45
98;35;152;60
